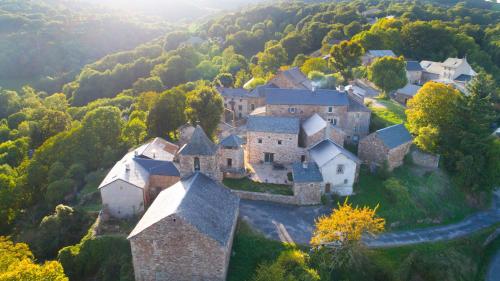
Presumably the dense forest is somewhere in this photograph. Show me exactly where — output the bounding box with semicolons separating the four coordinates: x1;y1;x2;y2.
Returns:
0;0;499;280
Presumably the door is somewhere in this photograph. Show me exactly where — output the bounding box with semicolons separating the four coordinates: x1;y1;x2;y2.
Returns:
264;153;274;163
325;183;331;193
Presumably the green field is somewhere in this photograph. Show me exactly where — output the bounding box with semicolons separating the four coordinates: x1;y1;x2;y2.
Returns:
223;178;293;195
368;98;407;131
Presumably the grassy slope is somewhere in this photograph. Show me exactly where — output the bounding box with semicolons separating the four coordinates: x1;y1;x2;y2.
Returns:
334;165;476;231
368;98;407;131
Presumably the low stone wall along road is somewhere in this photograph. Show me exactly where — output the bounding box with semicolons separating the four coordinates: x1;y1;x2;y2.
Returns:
239;190;500;247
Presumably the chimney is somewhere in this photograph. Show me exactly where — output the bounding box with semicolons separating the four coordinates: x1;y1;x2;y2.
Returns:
125;164;130;173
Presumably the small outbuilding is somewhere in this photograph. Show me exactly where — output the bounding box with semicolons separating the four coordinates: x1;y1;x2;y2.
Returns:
393;84;422;105
219;134;245;177
128;172;239;281
358;124;413;171
292;162;323;205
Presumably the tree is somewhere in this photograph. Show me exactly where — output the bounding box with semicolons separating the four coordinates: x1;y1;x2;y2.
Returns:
329;40;364;81
147;88;186;138
367;56;407;98
44;93;69;111
0;172;18;233
0;236;68;280
185;85;223;137
406;82;463;155
122;118;147;146
300;58;329;76
257;43;288;73
214;73;234;88
281;32;307;63
344;21;362;38
310;199;385;268
40;110;72;142
252;250;320;281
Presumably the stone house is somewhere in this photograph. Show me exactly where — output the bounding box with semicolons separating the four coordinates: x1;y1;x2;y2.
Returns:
406;61;423;85
300;113;345;148
216;87;265;119
99;138;180;219
219;134;245;177
308;139;361;196
268;67;313;90
178;125;222;181
393;84;422;105
358;123;413;171
261;87;371;142
361;50;396;65
246;116;305;164
128;172;239;281
291;162;323;205
420;57;477;93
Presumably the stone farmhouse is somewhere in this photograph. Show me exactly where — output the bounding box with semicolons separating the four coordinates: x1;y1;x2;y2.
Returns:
219;134;245;177
128;172;239;281
420;57;477;93
218;87;264;120
405;60;423;85
361;49;396;65
261;87;371;142
267;67;313;89
358;124;413;171
99;138;180;219
393;83;422;105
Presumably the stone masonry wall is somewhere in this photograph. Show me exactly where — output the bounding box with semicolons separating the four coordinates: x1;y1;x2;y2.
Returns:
293;182;321;205
144;175;180;205
411;149;440;169
130;216;231;281
246;131;306;164
358;134;389;166
231;190;298;205
219;147;244;171
343;111;371;141
179;154;222;181
387;142;412;171
266;104;348;124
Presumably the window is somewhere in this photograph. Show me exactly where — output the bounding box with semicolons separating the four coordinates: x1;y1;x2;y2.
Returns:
336;164;344;174
288;107;296;114
258;138;262;144
250;104;255;111
333;118;337;125
194;157;200;171
227;158;232;167
238;105;242;110
328;106;333;113
344;179;348;184
277;140;282;145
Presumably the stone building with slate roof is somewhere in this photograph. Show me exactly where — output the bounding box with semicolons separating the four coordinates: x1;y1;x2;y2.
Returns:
358;124;413;171
308;139;361;196
291;162;323;205
420;57;477;94
128;172;239;281
406;60;423;84
300;113;345;148
246;116;305;164
393;84;422;105
219;134;245;177
217;87;265;119
259;87;371;142
268;67;313;90
178;125;222;181
99;138;180;218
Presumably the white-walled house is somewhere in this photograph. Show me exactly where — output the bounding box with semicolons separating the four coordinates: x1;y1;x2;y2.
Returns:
99;138;180;219
308;139;361;196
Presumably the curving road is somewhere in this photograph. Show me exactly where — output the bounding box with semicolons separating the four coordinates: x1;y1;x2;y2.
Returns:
239;191;500;247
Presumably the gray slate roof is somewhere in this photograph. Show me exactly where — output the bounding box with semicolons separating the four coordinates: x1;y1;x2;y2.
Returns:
309;139;361;167
264;88;349;106
292;162;323;183
217;87;260;98
375;124;412;149
247;116;300;134
348;96;371;113
367;50;396;57
178;125;218;156
406;61;423;71
220;134;243;148
133;158;180;177
128;173;239;246
455;74;473;82
277;67;313;89
396;84;421;97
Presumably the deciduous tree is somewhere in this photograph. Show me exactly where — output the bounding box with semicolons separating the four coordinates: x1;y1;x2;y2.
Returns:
329;41;364;81
367;56;407;98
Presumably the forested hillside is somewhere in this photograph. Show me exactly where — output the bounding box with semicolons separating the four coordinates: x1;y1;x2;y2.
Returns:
0;0;499;280
0;0;169;92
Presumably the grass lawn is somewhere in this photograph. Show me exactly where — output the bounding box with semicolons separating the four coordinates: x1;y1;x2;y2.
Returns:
227;221;293;281
368;98;406;131
333;165;477;231
223;177;293;195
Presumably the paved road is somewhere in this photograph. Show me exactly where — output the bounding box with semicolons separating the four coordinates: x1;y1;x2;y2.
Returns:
239;191;500;246
487;249;500;281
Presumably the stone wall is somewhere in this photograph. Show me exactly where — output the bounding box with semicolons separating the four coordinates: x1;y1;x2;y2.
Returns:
411;149;440;169
219;147;244;171
231;190;299;205
129;214;234;281
387;142;412;171
246;131;306;164
344;111;371;142
179;154;222;181
393;92;412;105
407;71;422;84
293;182;321;205
358;134;389;166
266;104;348;123
145;175;180;205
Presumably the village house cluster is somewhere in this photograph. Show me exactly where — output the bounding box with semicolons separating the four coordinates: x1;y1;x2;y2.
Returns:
98;67;421;281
